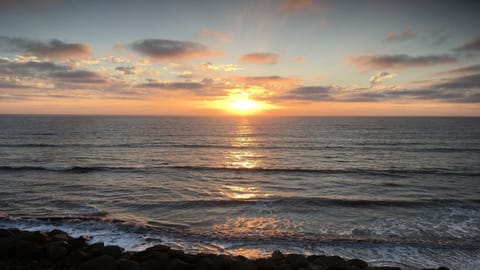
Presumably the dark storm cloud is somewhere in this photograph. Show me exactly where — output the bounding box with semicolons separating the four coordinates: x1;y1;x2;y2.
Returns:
130;39;222;62
349;54;457;71
50;70;107;84
454;35;480;52
0;36;91;59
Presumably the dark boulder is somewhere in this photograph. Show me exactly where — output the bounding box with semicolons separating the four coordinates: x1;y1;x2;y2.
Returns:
255;258;276;270
271;250;285;261
63;250;89;266
286;254;309;268
146;244;171;253
167;258;192;270
117;258;141;270
102;245;123;259
142;258;169;270
348;259;368;269
68;235;90;250
312;255;347;270
14;239;43;259
80;254;116;270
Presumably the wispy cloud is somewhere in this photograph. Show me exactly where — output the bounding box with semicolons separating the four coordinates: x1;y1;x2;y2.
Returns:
130;39;223;63
384;28;415;42
348;54;457;71
197;29;231;44
279;0;321;13
369;71;396;88
437;64;480;75
0;36;91;59
454;35;480;52
238;52;279;65
50;70;107;84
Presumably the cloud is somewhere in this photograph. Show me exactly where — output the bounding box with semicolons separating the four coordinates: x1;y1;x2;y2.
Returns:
197;29;231;44
0;59;68;76
229;75;300;87
279;0;319;13
0;36;91;59
130;39;223;62
293;56;304;63
348;54;457;71
384;28;415;42
279;71;480;103
433;73;480;90
137;81;204;91
49;70;107;84
115;66;137;75
238;52;279;64
369;71;396;87
196;62;242;72
454;35;480;52
437;64;480;75
279;86;334;101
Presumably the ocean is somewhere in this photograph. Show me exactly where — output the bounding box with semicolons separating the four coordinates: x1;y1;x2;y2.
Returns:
0;116;479;269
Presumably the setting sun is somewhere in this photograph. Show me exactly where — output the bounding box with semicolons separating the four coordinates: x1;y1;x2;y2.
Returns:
229;98;260;112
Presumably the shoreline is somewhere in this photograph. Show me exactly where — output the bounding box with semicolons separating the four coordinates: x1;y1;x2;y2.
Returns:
0;228;449;270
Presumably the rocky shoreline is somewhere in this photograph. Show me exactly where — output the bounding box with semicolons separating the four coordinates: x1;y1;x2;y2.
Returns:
0;228;449;270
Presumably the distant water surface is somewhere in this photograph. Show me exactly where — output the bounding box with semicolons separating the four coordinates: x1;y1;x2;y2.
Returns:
0;116;479;269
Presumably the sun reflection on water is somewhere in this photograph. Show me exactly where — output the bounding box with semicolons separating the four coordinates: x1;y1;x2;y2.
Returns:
221;185;269;200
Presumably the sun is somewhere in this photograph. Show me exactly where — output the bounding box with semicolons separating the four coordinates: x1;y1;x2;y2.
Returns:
202;87;277;115
228;98;260;112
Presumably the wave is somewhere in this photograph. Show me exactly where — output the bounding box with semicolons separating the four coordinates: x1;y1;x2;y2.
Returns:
1;142;479;153
1;165;479;177
125;197;480;210
0;215;478;250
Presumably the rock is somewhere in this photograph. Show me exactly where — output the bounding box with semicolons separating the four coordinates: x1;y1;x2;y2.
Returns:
30;231;51;244
167;258;192;270
102;245;123;259
145;244;171;253
0;236;14;256
195;257;221;270
286;254;309;268
117;258;141;270
63;250;89;266
231;259;257;270
312;255;347;270
49;229;70;241
80;254;116;270
348;259;368;269
46;244;69;260
0;229;14;238
142;259;169;270
438;268;450;270
255;258;276;270
169;248;185;258
272;250;285;261
88;242;105;255
14;239;43;259
69;235;90;250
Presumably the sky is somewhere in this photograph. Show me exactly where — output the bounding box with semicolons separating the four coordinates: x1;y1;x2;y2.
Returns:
0;0;479;116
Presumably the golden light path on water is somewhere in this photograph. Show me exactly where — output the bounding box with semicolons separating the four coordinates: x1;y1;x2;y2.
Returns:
213;118;301;257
